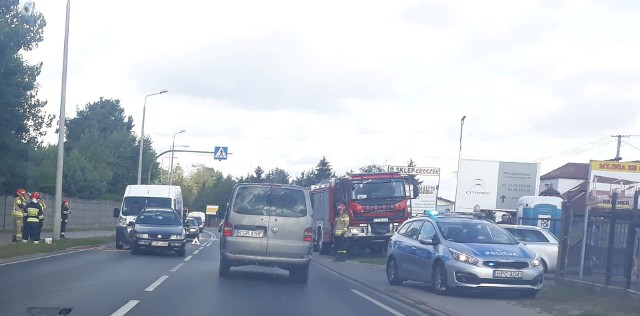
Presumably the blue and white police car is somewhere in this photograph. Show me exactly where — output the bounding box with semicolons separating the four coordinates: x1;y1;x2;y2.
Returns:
386;213;544;297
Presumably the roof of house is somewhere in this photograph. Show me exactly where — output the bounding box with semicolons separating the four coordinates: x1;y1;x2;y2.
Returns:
437;197;454;204
540;162;589;180
540;187;562;197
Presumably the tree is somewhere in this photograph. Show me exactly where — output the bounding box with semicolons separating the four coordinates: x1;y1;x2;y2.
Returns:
249;166;264;183
265;168;290;184
359;164;386;173
293;169;317;187
314;156;334;183
0;0;52;194
65;98;157;198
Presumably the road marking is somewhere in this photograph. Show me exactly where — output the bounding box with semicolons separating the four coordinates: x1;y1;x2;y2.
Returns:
184;255;193;262
145;275;169;292
110;300;139;316
170;263;184;272
193;250;200;255
199;246;204;250
351;289;405;316
0;248;89;267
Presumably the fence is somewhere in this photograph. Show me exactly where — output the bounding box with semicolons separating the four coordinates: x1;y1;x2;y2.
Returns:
557;191;640;292
1;193;119;231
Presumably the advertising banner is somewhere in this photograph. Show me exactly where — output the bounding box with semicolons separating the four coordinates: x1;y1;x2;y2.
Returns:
587;161;640;210
388;165;440;216
455;159;540;212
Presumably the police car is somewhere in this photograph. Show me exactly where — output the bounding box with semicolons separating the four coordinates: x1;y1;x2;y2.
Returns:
386;213;544;297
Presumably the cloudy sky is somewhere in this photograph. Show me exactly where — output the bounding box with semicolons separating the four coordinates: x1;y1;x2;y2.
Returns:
22;0;640;199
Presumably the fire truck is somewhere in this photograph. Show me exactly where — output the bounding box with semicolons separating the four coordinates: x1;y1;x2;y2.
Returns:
309;172;418;255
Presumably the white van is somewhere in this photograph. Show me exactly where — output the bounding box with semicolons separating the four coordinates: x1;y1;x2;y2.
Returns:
113;185;184;249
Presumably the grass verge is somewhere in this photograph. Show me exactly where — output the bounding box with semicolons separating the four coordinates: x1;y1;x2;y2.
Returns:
0;236;113;259
518;282;640;316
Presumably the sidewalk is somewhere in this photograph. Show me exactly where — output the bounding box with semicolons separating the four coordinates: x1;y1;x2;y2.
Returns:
0;229;114;246
312;254;550;316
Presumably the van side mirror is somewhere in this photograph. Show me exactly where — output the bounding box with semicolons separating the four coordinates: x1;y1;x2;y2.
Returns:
127;221;135;227
113;208;120;218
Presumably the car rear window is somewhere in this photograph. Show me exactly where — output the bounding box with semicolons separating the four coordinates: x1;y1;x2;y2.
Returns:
506;228;552;243
233;186;308;218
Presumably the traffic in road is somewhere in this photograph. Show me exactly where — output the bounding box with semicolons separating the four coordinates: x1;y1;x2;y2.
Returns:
0;228;553;316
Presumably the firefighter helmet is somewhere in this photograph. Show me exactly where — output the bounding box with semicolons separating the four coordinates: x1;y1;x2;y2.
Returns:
30;192;40;199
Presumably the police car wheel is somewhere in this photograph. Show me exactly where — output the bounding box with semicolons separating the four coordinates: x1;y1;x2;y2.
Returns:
386;258;403;285
433;263;449;295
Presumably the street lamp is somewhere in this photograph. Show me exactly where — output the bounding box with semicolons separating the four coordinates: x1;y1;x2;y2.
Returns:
169;129;186;186
453;115;466;212
137;90;168;184
147;145;189;184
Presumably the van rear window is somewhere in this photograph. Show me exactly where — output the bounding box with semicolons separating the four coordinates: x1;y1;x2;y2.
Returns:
123;197;172;216
233;187;308;218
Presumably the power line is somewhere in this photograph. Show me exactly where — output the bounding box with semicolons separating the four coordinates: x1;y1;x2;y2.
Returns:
622;141;640;152
534;136;611;162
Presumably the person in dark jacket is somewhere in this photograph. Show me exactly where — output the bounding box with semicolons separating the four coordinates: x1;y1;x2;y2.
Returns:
61;200;71;238
23;192;44;244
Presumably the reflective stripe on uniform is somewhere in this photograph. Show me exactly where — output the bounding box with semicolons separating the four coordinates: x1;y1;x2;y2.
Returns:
27;218;40;223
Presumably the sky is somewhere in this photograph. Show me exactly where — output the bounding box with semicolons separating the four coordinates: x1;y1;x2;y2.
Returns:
20;0;640;200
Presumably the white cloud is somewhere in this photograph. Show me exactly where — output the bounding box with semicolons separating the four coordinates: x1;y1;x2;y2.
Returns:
22;0;640;200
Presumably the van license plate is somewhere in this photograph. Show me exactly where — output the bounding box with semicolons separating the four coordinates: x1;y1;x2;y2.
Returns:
373;218;389;222
236;230;264;238
493;270;523;279
151;241;169;246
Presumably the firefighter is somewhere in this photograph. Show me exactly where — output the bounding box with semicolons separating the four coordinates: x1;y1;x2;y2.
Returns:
333;201;350;262
22;192;44;244
12;189;28;242
61;200;71;238
37;195;47;230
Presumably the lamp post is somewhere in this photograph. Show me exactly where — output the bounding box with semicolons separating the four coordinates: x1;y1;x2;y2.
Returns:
137;90;168;184
50;0;70;242
147;145;189;184
453;115;466;212
169;129;186;186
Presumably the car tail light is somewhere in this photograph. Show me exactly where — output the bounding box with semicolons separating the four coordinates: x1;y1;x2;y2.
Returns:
223;222;233;237
303;227;313;242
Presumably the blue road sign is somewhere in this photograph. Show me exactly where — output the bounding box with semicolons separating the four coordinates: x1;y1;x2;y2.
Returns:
214;146;228;161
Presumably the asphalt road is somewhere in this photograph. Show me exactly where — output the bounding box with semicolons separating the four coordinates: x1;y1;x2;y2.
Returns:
0;230;425;316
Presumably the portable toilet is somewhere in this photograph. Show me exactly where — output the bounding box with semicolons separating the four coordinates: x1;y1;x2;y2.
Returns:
516;196;563;237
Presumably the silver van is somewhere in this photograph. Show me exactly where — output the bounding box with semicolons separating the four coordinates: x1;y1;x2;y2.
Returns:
219;183;313;283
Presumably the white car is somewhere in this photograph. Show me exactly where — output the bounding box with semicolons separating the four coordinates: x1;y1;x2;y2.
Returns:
499;224;559;274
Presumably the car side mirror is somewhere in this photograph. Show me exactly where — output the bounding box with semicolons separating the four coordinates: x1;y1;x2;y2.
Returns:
418;236;436;245
113;208;120;218
127;221;135;227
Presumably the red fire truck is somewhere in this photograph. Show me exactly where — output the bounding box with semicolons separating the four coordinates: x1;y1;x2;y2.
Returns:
309;172;418;255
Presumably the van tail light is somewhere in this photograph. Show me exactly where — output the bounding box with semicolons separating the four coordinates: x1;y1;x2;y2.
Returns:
223;222;233;237
303;227;313;242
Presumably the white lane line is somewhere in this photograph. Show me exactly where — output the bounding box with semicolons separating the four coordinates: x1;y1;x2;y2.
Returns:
199;247;204;250
0;248;89;267
351;289;405;316
193;250;200;255
184;255;193;262
170;263;184;272
110;300;139;316
145;275;169;292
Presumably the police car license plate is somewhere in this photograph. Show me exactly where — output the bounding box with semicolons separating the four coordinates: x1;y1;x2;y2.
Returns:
151;241;169;247
236;229;264;238
493;270;523;279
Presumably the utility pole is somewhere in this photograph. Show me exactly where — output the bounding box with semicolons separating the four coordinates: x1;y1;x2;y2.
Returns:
613;135;624;161
612;135;640;161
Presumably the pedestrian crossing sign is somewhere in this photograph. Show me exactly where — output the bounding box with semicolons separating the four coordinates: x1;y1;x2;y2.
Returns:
214;146;228;161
